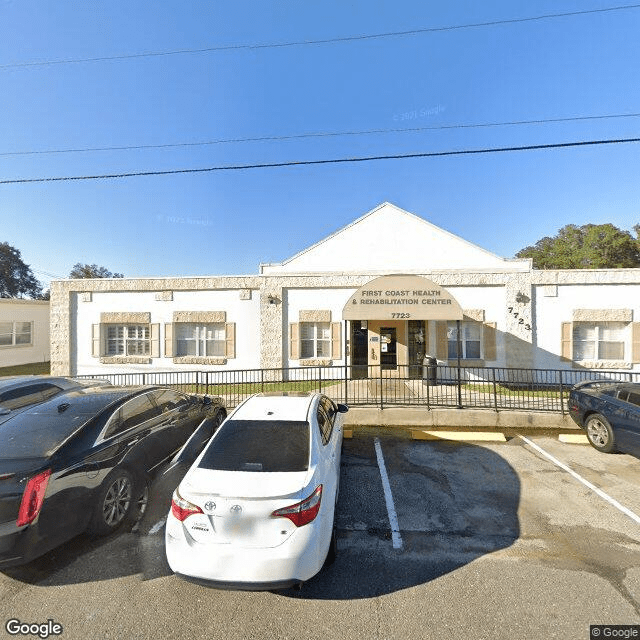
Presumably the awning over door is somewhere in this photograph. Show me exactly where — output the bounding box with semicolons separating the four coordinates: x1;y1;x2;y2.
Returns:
342;275;463;321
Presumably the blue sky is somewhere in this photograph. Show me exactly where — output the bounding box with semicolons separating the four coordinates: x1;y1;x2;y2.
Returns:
1;1;639;290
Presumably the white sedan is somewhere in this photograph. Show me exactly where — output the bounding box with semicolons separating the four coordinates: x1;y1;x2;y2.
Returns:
165;392;348;590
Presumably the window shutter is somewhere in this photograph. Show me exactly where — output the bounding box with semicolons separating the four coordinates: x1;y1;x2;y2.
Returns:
483;322;497;361
150;324;160;358
290;323;300;360
561;322;572;360
225;323;236;359
435;322;447;360
91;324;102;357
331;322;342;359
164;323;174;357
632;323;640;363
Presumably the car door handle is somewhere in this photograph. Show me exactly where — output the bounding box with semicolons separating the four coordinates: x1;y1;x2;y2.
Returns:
127;438;139;447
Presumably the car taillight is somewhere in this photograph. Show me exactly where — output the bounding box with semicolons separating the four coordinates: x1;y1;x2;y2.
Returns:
272;485;322;527
171;488;204;522
16;469;51;527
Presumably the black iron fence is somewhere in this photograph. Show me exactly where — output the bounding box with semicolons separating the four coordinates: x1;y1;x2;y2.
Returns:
77;364;640;413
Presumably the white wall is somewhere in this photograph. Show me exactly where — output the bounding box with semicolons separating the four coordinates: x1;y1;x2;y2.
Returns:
74;289;261;375
264;204;529;274
534;283;640;369
285;287;356;368
0;300;50;367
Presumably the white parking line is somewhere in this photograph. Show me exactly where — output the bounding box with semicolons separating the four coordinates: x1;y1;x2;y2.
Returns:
520;436;640;526
148;516;167;536
374;437;403;549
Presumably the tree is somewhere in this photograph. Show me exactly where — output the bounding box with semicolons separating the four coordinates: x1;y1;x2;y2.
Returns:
515;223;640;269
0;242;43;298
69;263;124;279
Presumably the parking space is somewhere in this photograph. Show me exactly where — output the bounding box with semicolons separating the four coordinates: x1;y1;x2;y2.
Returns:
2;432;640;640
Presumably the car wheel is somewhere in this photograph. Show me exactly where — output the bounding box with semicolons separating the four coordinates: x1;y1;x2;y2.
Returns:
88;469;137;535
324;520;338;566
585;414;617;453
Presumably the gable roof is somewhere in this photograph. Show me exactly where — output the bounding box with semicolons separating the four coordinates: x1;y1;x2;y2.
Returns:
260;202;530;274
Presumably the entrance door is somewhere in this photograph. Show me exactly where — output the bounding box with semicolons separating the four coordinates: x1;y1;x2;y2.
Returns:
350;322;368;379
367;320;407;378
380;327;397;370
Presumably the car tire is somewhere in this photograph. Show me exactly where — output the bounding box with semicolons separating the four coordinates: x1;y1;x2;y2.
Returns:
88;469;137;535
585;413;617;453
325;522;338;566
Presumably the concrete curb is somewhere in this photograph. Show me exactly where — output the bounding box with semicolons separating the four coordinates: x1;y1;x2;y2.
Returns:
344;406;576;431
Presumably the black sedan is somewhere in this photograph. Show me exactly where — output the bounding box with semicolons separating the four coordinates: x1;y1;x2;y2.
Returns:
568;380;640;456
0;385;226;567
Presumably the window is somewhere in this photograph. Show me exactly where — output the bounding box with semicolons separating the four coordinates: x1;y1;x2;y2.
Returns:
0;384;62;410
152;388;190;412
106;324;150;356
175;323;225;357
198;420;310;472
0;322;32;347
104;393;158;439
300;322;331;358
317;396;336;445
573;322;626;361
447;321;482;359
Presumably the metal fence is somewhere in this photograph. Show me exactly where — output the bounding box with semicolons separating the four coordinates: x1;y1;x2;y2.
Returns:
77;364;640;414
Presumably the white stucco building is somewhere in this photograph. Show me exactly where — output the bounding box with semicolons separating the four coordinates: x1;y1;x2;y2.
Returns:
50;203;640;379
0;298;50;368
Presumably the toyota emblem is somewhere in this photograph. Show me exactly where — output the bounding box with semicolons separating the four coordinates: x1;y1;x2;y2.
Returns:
204;501;216;512
229;504;242;516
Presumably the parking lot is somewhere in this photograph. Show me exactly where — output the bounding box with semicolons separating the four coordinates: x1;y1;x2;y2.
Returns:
2;430;640;640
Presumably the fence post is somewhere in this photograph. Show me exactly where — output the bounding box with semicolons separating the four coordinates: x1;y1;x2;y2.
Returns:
492;368;498;411
559;370;565;415
379;365;384;411
318;366;322;393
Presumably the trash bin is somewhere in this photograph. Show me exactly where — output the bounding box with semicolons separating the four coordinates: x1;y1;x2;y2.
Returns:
423;355;437;386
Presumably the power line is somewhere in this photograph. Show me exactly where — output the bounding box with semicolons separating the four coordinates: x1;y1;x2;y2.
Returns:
1;137;638;185
2;112;639;157
32;268;66;280
1;4;638;70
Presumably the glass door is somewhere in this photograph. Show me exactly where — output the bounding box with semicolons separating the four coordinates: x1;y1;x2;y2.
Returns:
380;327;397;370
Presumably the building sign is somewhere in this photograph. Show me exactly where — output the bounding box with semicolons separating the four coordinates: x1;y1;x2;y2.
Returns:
342;275;463;321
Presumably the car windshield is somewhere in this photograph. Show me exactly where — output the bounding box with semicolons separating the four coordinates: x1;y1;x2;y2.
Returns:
198;419;310;472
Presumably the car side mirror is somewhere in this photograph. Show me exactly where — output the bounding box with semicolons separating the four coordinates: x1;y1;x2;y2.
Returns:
337;403;349;413
202;396;212;406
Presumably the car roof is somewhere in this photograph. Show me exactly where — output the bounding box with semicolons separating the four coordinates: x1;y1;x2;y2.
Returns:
25;385;157;415
0;385;158;460
0;375;85;392
231;392;317;422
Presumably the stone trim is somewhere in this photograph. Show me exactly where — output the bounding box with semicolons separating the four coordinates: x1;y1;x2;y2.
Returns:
446;359;485;366
572;309;632;322
173;311;226;323
100;356;152;365
155;291;173;301
299;310;331;322
173;356;227;365
574;360;632;370
462;309;485;322
100;312;151;324
299;359;332;367
80;292;92;302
